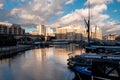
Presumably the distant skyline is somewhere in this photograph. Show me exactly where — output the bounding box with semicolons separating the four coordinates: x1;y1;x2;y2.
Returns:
0;0;120;35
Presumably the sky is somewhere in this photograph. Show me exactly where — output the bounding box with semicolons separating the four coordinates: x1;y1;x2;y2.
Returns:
0;0;120;35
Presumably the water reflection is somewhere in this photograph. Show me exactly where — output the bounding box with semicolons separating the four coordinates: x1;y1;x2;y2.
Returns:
67;43;85;58
0;44;84;80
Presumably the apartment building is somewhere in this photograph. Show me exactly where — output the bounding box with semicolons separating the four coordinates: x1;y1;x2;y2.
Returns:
103;34;118;40
30;25;46;36
56;25;87;40
56;24;103;40
0;22;25;35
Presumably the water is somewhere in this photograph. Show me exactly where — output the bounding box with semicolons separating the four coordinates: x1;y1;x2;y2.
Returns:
0;44;85;80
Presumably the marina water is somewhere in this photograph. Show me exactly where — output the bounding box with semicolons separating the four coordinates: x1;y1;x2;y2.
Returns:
0;44;85;80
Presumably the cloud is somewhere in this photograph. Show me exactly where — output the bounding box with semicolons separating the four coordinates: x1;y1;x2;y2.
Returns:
113;9;118;13
54;1;110;26
0;0;10;21
56;11;64;15
65;0;75;5
0;0;119;35
10;8;44;24
85;0;113;6
117;0;120;2
6;0;76;26
106;24;120;34
0;3;3;9
107;26;120;32
0;0;4;9
8;0;71;25
21;0;25;2
51;0;120;35
102;20;120;35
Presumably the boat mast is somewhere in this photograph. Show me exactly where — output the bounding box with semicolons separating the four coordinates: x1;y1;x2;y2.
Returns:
87;0;90;46
95;25;97;39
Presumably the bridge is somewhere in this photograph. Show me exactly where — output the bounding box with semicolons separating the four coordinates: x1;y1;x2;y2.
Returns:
1;34;55;42
13;34;44;41
0;34;45;42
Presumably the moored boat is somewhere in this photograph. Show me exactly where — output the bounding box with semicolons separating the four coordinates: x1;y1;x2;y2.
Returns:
73;65;91;80
67;53;120;80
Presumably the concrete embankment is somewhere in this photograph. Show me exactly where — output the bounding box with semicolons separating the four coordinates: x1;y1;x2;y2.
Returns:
0;45;34;58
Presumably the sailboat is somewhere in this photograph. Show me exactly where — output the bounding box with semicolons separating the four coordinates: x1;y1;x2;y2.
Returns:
67;0;120;79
